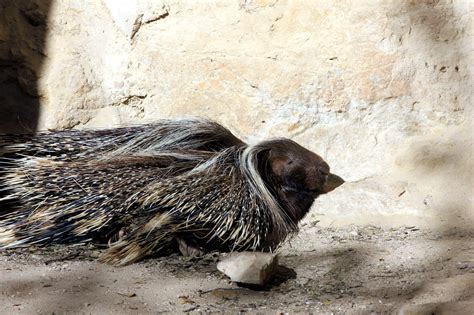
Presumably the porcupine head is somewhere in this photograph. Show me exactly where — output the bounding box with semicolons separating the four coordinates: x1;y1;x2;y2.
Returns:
258;139;340;223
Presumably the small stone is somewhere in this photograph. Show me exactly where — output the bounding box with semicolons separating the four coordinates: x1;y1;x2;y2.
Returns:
178;295;195;305
89;250;101;258
217;252;278;286
457;262;472;270
210;288;240;300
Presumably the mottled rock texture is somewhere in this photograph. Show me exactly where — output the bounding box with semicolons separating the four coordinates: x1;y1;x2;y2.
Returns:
0;0;472;227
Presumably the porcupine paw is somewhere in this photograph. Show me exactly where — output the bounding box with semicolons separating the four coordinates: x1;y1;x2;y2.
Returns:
107;227;130;244
176;237;205;257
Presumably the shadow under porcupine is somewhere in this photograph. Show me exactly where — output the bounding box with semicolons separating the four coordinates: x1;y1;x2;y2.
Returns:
0;119;343;265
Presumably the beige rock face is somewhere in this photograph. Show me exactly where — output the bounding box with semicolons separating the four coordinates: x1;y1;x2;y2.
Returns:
0;0;472;227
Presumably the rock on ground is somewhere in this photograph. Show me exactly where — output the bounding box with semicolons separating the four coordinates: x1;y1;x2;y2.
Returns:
217;252;278;286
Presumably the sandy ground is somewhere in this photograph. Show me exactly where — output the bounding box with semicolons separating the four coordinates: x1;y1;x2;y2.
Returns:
1;225;473;314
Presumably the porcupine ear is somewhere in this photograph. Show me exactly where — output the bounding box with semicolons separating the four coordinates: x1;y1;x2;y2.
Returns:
254;147;272;181
252;145;285;198
253;142;290;191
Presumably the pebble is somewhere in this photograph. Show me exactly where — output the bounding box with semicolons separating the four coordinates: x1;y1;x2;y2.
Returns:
217;252;278;286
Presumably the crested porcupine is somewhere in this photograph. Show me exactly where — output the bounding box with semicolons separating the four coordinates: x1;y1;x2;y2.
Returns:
0;118;343;265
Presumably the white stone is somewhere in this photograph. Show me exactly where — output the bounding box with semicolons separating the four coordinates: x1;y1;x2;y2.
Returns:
217;252;278;285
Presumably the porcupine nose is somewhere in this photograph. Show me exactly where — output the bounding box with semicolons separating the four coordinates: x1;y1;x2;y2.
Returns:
317;161;345;194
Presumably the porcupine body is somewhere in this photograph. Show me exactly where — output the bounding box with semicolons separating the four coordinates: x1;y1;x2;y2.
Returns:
0;119;337;265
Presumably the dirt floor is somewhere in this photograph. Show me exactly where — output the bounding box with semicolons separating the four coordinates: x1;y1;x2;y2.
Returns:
1;225;473;314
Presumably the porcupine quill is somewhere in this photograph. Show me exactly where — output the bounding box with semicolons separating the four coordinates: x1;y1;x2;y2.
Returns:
0;118;344;265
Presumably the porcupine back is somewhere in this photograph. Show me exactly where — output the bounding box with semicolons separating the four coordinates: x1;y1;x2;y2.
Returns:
0;118;243;161
0;119;243;245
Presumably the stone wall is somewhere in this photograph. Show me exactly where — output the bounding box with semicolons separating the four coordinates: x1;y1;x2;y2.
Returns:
1;0;472;227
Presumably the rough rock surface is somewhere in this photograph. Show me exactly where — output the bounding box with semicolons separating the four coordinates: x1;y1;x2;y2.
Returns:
0;1;472;226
